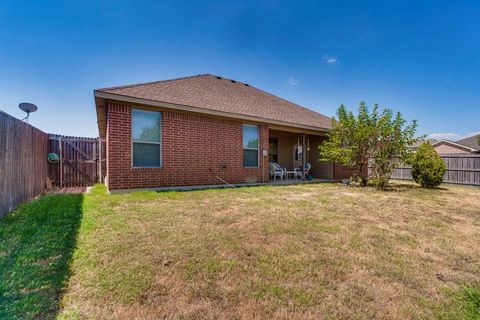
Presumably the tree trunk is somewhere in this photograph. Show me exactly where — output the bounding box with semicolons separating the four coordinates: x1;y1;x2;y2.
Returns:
359;164;368;187
360;176;368;187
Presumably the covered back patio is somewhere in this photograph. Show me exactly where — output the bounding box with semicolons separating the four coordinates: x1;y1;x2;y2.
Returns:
268;128;334;181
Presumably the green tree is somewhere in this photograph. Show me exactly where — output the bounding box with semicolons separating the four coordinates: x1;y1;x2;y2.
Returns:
411;142;446;188
320;103;419;190
369;109;419;190
319;102;378;186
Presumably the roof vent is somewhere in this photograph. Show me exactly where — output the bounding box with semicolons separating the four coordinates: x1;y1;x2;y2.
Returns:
244;83;249;87
216;76;222;80
231;80;236;83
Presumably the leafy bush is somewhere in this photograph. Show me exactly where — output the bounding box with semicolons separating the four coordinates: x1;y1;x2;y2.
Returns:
319;103;376;186
411;142;446;188
320;102;419;190
369;109;418;190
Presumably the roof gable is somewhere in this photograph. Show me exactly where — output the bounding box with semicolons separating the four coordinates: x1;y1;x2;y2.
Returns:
95;74;331;134
431;139;477;153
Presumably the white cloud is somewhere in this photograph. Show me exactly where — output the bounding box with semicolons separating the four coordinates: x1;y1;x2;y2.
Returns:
323;55;337;64
288;77;298;86
428;131;480;141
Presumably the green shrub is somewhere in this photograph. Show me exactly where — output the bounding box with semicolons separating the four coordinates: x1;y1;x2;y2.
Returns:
411;142;446;188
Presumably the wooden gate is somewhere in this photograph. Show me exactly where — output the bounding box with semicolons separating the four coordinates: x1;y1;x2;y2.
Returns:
48;134;106;187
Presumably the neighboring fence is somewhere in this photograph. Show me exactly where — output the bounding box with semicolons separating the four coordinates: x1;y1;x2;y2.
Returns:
391;154;480;186
48;134;106;187
0;111;49;217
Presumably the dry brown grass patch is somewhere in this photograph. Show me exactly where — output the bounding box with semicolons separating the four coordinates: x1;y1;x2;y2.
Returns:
57;182;480;319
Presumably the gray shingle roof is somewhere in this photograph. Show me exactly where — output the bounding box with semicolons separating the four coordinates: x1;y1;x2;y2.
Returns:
456;134;480;151
95;74;331;130
410;138;437;149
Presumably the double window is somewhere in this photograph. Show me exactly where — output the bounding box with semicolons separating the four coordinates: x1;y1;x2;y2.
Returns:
243;124;259;167
132;109;161;167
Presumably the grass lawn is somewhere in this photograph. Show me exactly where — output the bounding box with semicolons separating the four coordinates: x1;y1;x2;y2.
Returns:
0;194;83;319
1;182;480;319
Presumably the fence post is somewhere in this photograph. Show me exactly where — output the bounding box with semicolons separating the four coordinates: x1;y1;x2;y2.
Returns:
59;137;63;188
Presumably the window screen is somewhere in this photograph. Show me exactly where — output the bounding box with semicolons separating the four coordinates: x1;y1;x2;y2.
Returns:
132;109;161;167
243;125;259;167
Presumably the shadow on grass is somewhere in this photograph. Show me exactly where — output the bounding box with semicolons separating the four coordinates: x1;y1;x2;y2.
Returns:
0;193;84;319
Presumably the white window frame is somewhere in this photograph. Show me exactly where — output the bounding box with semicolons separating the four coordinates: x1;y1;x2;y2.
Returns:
131;108;162;168
242;124;260;168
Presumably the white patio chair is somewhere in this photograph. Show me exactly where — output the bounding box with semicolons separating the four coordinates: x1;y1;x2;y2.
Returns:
269;162;286;181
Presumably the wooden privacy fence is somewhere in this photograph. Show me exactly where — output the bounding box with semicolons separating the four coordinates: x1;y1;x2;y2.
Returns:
391;154;480;186
0;110;106;217
0;111;48;217
48;134;106;187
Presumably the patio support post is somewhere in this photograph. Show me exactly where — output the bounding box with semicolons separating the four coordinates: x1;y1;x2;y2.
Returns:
302;133;306;181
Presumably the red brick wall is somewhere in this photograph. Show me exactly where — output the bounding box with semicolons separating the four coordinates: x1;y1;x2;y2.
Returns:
106;102;269;190
333;163;370;180
434;142;471;154
333;163;358;179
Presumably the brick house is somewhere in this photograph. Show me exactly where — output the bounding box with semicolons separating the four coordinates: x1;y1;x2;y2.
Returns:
94;74;347;192
431;139;480;154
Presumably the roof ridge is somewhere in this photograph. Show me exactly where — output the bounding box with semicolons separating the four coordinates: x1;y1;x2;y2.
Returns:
96;74;212;92
209;74;249;86
457;133;480;143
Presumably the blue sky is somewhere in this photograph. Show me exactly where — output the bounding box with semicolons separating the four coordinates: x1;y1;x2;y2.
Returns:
1;0;479;139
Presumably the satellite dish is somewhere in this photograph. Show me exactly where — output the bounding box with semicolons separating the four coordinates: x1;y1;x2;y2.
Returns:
19;102;38;113
19;102;38;122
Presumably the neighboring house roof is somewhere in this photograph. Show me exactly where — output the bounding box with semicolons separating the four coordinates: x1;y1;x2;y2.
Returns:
456;134;480;152
94;74;332;137
409;138;437;149
431;139;478;153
